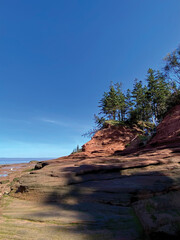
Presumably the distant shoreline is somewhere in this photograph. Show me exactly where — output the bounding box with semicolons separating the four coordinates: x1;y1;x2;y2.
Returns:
0;158;53;165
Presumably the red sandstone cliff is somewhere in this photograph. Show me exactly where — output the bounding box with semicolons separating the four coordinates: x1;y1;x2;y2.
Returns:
71;104;180;159
80;104;180;157
2;105;180;239
81;124;142;156
149;104;180;146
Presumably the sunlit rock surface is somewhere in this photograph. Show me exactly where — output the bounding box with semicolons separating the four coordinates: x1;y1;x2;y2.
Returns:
0;105;180;240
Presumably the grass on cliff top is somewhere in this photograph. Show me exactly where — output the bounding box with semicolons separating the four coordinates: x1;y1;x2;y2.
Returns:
104;120;155;130
103;120;126;127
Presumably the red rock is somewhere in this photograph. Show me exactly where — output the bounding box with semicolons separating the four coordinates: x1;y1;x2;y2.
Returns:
1;105;180;239
81;124;142;156
149;104;180;146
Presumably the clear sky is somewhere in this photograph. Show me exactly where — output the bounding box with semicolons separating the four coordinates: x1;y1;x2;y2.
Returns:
0;0;180;158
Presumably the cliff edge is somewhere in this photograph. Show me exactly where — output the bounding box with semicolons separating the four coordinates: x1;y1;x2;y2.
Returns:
149;104;180;147
0;105;180;240
81;124;142;156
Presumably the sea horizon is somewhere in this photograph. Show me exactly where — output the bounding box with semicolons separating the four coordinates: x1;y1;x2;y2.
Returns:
0;157;54;165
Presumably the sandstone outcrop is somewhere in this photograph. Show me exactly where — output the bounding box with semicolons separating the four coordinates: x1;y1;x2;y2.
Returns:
5;145;180;240
81;124;142;156
149;104;180;146
0;105;180;240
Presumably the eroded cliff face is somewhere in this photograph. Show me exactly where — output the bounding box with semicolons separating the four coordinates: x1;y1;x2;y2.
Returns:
80;105;180;157
0;105;180;240
149;104;180;146
81;124;142;156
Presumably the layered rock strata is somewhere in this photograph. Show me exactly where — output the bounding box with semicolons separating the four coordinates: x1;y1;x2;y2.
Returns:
0;105;180;239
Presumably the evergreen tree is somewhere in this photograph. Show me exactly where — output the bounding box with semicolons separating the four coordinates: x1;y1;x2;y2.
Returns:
98;91;109;117
146;68;158;123
155;71;171;121
146;69;171;123
164;46;180;84
115;82;126;121
125;88;133;120
131;79;150;122
98;84;118;120
108;84;118;120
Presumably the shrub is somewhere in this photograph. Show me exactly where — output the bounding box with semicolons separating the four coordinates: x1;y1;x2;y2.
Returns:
71;145;82;154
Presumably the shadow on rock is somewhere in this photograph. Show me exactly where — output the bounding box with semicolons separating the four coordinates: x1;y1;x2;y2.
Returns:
27;163;180;240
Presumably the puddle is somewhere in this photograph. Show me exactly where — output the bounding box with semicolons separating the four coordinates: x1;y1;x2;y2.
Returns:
0;174;8;177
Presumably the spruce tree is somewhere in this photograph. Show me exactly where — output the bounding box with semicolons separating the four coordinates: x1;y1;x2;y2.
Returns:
108;84;118;120
131;79;150;122
125;88;133;120
146;68;158;123
115;82;126;121
98;91;109;117
98;83;118;120
146;69;171;123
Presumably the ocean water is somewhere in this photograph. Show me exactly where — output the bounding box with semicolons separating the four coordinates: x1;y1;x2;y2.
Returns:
0;158;53;165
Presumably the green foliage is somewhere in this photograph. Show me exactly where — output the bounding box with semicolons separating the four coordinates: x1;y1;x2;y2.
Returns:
103;119;125;127
146;69;171;123
136;121;155;131
99;84;118;120
131;79;151;122
23;168;35;173
94;114;105;128
12;177;19;182
115;82;126;121
164;89;180;115
96;66;176;128
138;135;150;147
0;180;9;184
164;45;180;84
98;82;126;121
71;145;82;154
89;44;180;137
82;115;105;138
125;88;133;119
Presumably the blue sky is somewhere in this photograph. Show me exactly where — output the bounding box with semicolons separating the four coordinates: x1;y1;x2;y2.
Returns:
0;0;180;158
